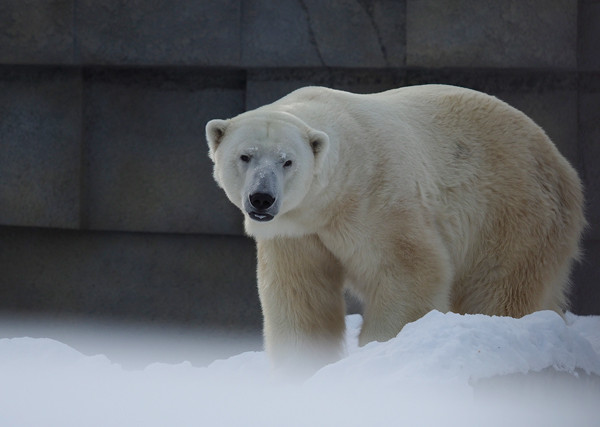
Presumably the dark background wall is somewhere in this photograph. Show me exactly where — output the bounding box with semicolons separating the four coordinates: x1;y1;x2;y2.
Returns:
0;0;598;334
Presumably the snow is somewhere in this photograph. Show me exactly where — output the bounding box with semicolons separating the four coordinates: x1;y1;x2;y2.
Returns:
1;310;599;426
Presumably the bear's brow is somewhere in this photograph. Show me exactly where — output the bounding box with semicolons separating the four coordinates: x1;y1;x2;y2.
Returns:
236;116;301;133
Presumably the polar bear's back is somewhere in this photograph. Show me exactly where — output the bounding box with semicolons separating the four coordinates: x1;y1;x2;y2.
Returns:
270;85;574;191
269;84;584;315
269;84;548;153
272;85;572;184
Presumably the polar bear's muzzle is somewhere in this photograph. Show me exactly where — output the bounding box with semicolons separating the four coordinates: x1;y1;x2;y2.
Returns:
247;192;277;222
244;166;281;222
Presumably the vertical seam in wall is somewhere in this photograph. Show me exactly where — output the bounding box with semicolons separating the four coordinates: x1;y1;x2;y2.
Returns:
575;0;586;183
238;0;243;68
239;0;247;110
73;0;89;229
78;68;89;230
72;0;78;63
403;0;408;68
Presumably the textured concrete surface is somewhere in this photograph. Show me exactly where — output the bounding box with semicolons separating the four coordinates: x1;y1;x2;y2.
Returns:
406;0;577;68
0;227;261;330
0;67;81;229
580;0;600;70
580;78;600;240
299;0;405;67
83;68;245;235
242;0;405;67
241;0;321;67
571;239;600;316
77;0;241;66
0;0;75;64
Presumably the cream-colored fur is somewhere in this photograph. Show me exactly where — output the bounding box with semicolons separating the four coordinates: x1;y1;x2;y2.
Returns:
206;85;585;375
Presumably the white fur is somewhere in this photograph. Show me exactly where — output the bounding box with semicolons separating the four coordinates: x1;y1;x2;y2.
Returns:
207;85;585;376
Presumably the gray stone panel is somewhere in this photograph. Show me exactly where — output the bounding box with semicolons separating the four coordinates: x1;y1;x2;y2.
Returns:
0;67;81;229
571;239;600;315
580;80;600;239
83;69;246;235
242;0;321;67
580;1;600;70
0;0;74;64
78;0;241;66
242;0;405;67
301;0;405;67
368;0;407;67
0;227;262;330
406;0;577;68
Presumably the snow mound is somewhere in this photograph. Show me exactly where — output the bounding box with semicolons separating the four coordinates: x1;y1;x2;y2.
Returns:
312;310;600;386
1;310;599;426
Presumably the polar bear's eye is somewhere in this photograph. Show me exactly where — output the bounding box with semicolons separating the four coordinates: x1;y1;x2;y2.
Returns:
240;155;250;163
283;160;293;168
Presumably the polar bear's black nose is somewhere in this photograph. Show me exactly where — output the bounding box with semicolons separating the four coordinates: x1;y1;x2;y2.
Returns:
249;193;275;210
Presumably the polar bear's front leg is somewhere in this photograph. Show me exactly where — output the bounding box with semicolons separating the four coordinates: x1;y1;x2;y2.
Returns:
357;235;453;347
256;235;345;376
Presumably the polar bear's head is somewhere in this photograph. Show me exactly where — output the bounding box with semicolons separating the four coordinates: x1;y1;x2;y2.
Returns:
206;111;330;237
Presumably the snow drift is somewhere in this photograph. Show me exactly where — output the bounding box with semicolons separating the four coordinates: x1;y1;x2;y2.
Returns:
1;310;599;426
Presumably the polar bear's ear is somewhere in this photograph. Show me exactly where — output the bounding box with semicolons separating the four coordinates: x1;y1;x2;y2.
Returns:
206;119;229;161
308;129;329;170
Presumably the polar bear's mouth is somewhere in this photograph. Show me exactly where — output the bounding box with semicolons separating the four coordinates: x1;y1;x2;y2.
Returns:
249;212;274;222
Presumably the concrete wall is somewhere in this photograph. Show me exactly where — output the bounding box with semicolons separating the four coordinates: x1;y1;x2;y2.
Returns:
0;0;598;332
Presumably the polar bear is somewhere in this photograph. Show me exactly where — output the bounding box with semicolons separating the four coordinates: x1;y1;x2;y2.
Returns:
206;85;585;375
